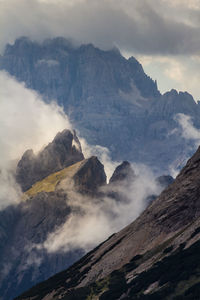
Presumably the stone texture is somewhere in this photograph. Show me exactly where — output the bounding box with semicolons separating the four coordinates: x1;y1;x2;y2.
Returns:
73;156;107;194
16;129;84;191
109;161;135;184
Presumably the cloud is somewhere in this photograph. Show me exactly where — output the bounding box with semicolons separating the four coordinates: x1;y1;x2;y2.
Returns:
0;0;200;56
175;113;200;146
0;70;169;263
1;0;200;100
0;70;71;208
168;113;200;177
37;162;161;253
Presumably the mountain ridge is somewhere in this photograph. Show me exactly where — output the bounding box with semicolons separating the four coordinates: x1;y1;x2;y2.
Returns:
1;36;198;173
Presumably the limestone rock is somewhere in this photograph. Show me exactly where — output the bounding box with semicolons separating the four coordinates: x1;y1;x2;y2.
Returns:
16;129;84;191
109;161;135;184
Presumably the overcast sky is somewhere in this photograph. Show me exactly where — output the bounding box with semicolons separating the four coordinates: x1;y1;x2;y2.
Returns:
1;0;200;99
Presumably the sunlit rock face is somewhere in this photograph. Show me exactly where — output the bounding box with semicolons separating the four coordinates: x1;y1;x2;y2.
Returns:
16;129;84;191
2;37;200;173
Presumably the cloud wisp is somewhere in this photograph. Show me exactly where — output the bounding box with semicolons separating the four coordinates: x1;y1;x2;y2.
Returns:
175;113;200;147
0;70;71;208
37;162;161;254
168;113;200;177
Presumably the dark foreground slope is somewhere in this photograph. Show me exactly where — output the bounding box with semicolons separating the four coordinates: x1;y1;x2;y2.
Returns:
16;144;200;299
1;37;200;172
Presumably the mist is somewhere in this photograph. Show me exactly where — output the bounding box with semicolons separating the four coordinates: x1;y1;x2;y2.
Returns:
0;70;71;208
37;162;162;254
175;113;200;147
168;113;200;177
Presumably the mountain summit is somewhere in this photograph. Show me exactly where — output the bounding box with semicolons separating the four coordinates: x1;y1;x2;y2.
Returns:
1;37;199;172
16;129;84;191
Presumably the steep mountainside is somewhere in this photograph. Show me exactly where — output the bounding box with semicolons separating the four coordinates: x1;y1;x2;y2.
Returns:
16;144;200;299
1;37;200;172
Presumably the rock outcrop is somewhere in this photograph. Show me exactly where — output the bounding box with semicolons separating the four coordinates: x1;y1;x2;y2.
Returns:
105;161;136;203
73;156;107;194
109;161;135;184
16;129;84;191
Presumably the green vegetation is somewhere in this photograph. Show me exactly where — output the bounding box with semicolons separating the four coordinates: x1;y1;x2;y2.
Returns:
25;161;84;197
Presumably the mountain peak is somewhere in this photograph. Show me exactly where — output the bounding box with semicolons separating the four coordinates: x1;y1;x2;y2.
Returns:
109;161;135;184
73;156;107;194
16;129;84;191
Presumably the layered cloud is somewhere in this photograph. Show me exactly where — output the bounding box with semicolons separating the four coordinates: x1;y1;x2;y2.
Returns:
0;0;199;56
1;0;200;99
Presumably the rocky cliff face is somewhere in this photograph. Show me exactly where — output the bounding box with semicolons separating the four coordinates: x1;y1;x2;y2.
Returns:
15;144;200;300
73;156;106;194
16;129;84;191
109;161;135;184
1;37;199;173
0;153;107;300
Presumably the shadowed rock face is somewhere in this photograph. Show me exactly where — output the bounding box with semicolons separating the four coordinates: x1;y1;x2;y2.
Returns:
105;161;136;203
16;129;84;191
109;161;135;184
0;192;83;300
73;156;107;194
15;145;200;300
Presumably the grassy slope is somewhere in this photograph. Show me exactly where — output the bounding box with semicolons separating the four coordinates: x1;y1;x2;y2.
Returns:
25;160;85;197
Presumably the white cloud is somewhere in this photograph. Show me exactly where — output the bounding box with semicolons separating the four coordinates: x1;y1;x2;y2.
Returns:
38;162;161;253
175;113;200;146
0;70;71;208
168;113;200;177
